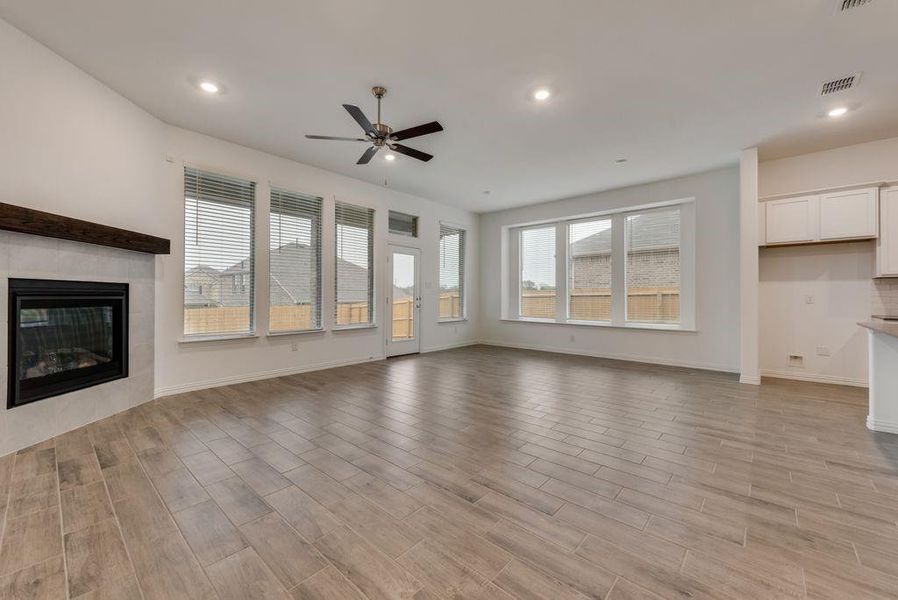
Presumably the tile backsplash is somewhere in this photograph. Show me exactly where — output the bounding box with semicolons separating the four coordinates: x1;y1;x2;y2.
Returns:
872;279;898;315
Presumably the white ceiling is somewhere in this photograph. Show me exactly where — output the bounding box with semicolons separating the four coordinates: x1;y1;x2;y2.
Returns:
2;0;898;212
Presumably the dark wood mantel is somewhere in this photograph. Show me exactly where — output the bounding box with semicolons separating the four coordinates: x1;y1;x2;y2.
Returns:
0;203;170;255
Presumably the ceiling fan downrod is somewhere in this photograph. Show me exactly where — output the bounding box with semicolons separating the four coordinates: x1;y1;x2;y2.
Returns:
371;86;391;142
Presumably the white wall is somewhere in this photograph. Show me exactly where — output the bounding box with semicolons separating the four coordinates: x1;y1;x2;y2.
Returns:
759;242;873;386
760;136;898;198
0;18;165;236
156;127;479;395
1;18;479;405
739;148;760;384
758;135;898;386
479;167;741;372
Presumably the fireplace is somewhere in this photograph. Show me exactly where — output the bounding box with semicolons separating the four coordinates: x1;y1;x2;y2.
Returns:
7;279;129;408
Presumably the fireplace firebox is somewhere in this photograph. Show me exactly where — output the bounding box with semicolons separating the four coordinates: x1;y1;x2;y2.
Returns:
7;279;128;408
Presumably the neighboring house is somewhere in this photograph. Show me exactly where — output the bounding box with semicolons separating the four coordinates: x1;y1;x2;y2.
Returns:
569;210;679;291
184;265;224;308
185;241;406;309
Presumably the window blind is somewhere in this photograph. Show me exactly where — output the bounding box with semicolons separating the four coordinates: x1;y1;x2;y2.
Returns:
183;167;256;336
270;187;323;332
568;217;612;321
335;201;375;326
625;206;680;323
439;224;465;320
520;226;556;319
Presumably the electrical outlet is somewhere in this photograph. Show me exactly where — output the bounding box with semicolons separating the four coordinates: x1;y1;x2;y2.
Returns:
816;346;831;357
290;342;298;352
805;295;816;305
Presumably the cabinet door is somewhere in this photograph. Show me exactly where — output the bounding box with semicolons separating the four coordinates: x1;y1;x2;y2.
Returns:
765;196;816;244
819;187;878;241
877;187;898;277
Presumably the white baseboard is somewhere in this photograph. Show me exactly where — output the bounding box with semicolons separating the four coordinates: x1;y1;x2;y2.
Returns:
154;354;385;398
761;369;868;388
867;416;898;434
739;374;761;385
421;339;481;353
478;339;739;374
154;340;481;399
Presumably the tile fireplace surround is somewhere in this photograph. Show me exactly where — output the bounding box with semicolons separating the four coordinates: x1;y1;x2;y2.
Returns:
0;231;154;455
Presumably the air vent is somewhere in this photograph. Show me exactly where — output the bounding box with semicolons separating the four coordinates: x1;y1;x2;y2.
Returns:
820;73;860;96
836;0;873;12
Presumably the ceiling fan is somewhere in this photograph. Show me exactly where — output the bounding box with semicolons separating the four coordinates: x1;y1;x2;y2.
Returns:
306;86;443;164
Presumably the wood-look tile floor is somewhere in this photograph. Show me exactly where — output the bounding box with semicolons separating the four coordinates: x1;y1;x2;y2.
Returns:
1;345;897;599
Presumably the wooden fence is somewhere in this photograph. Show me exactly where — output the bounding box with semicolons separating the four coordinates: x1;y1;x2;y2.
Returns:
521;288;679;322
185;292;464;337
185;303;370;335
439;293;462;320
392;298;414;339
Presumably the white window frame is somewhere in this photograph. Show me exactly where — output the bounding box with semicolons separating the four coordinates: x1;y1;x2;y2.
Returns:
181;165;258;342
505;198;696;332
516;223;561;323
566;214;614;325
438;222;467;322
267;186;324;335
333;200;377;330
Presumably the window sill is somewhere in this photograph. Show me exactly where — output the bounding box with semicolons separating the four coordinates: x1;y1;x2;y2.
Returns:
438;318;468;324
180;333;259;344
267;328;325;337
501;318;696;333
333;324;378;332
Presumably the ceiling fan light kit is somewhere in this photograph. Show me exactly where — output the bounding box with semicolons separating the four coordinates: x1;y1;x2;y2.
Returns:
306;86;443;165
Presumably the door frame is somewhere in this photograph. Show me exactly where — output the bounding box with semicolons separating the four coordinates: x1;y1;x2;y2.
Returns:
385;244;422;357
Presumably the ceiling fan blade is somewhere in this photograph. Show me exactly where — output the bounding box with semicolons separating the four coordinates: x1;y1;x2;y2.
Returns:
390;144;433;162
343;104;376;136
357;146;379;165
305;135;368;141
390;121;443;142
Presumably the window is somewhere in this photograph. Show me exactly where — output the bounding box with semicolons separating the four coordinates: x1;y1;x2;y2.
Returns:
506;200;693;330
625;207;680;323
183;167;256;337
519;226;556;319
270;187;323;333
568;217;612;322
439;224;465;320
335;201;375;327
389;211;418;237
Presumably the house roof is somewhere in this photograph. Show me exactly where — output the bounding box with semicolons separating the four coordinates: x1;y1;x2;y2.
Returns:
186;242;408;308
570;210;679;257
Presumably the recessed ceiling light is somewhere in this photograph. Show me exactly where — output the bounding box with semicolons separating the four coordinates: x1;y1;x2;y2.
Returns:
483;190;491;195
828;106;848;118
199;81;220;94
615;158;628;164
384;153;396;161
533;88;551;101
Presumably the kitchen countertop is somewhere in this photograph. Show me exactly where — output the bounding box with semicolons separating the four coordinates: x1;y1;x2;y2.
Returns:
858;319;898;338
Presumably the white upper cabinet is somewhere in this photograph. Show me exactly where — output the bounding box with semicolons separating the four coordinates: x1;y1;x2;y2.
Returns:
761;187;879;246
764;195;817;245
818;187;878;241
876;187;898;277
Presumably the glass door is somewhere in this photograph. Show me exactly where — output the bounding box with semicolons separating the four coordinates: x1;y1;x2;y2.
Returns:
386;246;421;356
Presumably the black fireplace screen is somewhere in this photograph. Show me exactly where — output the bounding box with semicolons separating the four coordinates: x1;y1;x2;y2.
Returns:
8;279;128;408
